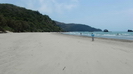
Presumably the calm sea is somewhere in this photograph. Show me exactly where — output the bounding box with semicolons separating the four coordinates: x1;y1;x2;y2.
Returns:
63;31;133;41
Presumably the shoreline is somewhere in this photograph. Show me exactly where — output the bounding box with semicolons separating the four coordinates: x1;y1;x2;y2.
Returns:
2;32;133;42
62;31;133;41
58;32;133;48
59;32;133;42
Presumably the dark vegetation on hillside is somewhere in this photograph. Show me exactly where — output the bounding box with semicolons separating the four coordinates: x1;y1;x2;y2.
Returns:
0;4;62;32
56;21;102;32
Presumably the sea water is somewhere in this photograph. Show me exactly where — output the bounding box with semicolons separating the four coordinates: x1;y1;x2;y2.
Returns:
63;31;133;41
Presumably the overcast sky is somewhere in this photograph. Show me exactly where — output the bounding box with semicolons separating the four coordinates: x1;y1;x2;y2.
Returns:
1;0;133;31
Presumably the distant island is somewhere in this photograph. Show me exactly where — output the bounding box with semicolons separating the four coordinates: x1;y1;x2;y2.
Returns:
103;29;109;32
0;3;102;33
55;21;102;32
128;30;133;32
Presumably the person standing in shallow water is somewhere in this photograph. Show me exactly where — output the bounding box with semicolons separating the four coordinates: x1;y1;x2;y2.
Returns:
91;33;94;41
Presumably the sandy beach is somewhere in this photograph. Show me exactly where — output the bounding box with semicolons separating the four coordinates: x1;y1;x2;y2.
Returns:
0;32;133;74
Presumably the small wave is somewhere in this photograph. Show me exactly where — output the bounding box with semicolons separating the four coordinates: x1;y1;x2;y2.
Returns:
63;32;133;40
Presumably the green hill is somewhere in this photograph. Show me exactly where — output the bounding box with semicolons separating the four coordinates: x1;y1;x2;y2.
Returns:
0;4;62;32
56;21;102;32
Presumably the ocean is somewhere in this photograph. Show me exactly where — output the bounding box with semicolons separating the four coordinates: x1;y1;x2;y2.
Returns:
63;31;133;41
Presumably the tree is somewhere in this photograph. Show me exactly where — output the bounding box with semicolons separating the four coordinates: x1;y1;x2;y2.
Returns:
0;3;63;32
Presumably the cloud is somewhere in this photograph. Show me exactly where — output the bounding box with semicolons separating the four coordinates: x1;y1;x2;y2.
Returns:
23;0;79;14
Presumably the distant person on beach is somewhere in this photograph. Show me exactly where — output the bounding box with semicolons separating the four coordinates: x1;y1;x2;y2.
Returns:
80;33;82;35
91;33;94;41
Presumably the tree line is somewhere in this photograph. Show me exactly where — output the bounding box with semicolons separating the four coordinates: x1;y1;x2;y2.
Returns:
0;4;62;32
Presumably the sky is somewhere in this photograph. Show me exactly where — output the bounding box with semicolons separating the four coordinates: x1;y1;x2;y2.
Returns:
1;0;133;31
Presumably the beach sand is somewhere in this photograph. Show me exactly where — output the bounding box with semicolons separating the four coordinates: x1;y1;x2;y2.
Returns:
0;32;133;74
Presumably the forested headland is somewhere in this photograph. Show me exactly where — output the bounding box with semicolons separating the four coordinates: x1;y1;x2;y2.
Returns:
56;21;102;32
0;4;62;32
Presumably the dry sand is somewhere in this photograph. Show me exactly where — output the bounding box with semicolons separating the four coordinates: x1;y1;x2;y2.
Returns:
0;32;133;74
